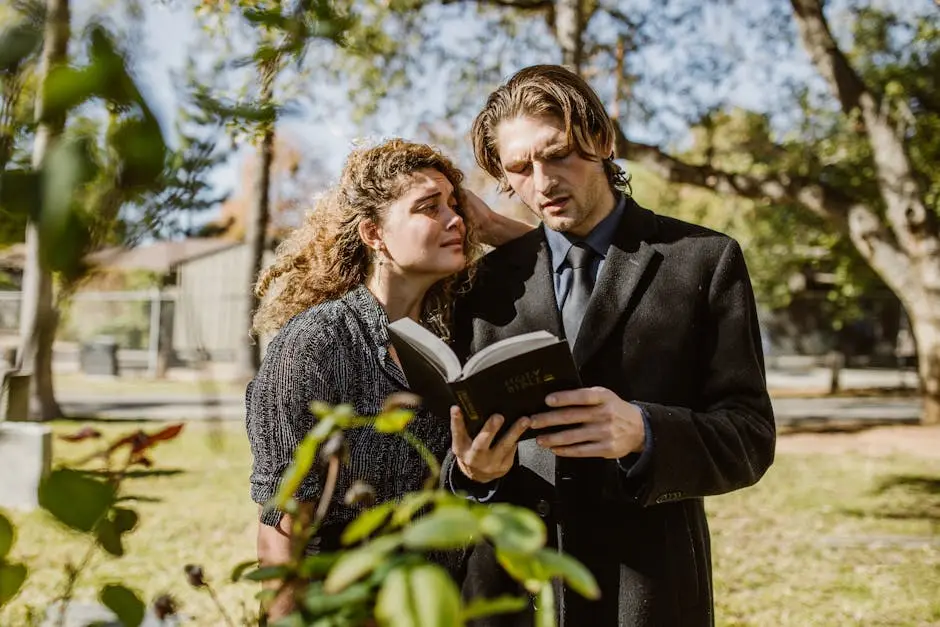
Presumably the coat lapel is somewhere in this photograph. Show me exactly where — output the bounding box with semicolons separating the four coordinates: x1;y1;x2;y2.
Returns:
501;226;564;339
572;202;660;367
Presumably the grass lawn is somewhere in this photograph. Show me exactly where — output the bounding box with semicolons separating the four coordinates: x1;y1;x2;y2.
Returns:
3;421;939;626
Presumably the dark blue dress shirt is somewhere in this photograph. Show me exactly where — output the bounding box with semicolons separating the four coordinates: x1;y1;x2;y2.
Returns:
543;194;653;477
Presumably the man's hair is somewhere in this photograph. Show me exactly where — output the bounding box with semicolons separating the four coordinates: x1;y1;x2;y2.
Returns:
470;64;630;194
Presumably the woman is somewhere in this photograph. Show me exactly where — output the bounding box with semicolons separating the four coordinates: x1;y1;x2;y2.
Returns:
245;138;482;619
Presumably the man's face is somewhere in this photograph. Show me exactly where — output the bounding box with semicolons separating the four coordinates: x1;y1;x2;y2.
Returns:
495;115;614;237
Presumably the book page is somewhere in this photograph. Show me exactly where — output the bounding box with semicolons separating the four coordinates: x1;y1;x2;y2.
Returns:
387;317;462;381
462;331;560;377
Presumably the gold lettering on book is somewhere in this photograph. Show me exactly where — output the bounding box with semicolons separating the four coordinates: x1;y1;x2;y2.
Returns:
504;369;550;394
455;389;479;421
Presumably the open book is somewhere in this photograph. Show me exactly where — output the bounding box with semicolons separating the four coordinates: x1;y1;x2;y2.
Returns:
388;317;581;440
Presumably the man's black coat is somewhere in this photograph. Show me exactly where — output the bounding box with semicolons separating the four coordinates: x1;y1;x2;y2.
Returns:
443;199;776;626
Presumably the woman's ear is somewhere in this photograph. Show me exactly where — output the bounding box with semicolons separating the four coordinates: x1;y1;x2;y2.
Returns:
357;218;384;254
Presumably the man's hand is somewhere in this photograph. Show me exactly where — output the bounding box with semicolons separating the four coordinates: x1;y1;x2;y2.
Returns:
462;189;534;247
529;387;645;458
451;406;530;484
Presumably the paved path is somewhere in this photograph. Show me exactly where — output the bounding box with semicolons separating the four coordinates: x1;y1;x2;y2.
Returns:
59;393;245;421
56;391;925;425
771;396;921;425
50;366;925;423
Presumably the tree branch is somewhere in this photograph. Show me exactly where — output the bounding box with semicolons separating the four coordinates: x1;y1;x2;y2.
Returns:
789;0;868;117
614;125;853;223
613;124;916;293
790;0;936;257
439;0;553;10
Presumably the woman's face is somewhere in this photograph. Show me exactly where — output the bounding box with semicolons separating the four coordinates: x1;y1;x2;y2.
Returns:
374;168;468;280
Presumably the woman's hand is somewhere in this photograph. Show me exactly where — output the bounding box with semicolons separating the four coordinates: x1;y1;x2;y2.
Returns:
450;406;529;484
462;189;534;248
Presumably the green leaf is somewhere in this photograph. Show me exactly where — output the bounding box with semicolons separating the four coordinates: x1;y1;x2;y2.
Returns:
99;584;145;627
38;137;97;276
341;501;395;545
0;22;42;72
230;560;258;583
495;548;598;600
298;552;340;578
390;492;436;527
87;26;136;106
494;550;544;594
374;408;413;433
272;418;334;510
303;580;372;616
0;562;27;608
0;170;41;222
324;535;401;593
375;563;462;627
43;65;99;118
534;583;555;627
479;504;546;554
95;518;124;557
533;549;599;600
460;595;528;621
111;508;138;534
0;513;14;560
39;469;116;533
243;565;290;582
269;613;306;627
111;117;167;192
402;506;479;551
242;7;289;29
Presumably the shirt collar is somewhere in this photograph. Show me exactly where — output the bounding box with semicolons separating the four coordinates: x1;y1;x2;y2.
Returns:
544;193;627;272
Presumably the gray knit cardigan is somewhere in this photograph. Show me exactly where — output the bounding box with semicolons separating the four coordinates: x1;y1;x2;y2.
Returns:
245;285;451;532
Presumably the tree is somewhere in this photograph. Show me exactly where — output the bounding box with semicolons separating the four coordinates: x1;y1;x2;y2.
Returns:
614;2;940;421
648;108;895;354
1;4;177;419
0;1;43;248
203;133;329;242
193;0;357;380
15;0;70;421
132;87;232;242
336;0;940;423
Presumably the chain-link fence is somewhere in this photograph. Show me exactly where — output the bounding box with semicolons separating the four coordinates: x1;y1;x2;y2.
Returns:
0;290;178;376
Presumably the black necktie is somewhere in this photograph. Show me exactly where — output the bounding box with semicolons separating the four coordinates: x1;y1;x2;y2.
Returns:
561;242;596;347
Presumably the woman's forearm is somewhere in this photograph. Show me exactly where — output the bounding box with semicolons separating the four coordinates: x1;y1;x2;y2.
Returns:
256;513;297;621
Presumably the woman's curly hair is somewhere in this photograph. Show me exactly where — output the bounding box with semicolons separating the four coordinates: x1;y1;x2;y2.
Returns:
252;138;482;339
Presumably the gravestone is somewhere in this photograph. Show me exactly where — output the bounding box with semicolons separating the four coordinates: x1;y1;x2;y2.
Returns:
1;371;30;422
80;336;119;376
0;421;51;510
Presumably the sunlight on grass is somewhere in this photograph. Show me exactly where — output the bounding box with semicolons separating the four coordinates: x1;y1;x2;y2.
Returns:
2;422;939;626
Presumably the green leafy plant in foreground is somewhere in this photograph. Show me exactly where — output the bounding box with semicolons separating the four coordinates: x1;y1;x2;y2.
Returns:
0;423;187;627
0;396;598;626
218;394;600;626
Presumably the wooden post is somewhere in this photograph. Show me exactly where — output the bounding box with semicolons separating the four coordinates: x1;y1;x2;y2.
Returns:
828;350;844;395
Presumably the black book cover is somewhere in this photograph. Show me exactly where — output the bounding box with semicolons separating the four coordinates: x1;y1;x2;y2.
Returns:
389;331;581;442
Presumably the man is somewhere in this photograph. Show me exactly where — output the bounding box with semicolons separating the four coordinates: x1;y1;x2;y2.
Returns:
444;64;776;626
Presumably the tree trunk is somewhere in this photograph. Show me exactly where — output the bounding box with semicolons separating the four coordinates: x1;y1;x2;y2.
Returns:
908;302;940;425
16;0;70;421
554;0;585;73
611;3;940;428
235;60;276;381
790;0;940;425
